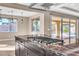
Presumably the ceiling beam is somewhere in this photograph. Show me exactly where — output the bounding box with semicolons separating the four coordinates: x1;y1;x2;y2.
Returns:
50;3;67;9
29;3;37;7
61;6;79;13
55;3;67;8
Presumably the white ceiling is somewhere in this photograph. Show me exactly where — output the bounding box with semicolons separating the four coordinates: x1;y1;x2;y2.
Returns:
0;6;40;17
18;3;79;17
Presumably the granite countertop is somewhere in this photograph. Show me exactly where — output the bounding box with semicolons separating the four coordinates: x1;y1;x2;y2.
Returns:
15;35;79;56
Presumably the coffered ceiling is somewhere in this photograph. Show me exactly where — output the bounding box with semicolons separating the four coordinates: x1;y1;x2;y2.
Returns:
0;3;79;17
18;3;79;17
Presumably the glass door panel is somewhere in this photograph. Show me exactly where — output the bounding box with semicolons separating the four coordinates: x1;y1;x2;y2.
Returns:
70;20;76;44
51;16;61;39
51;22;57;38
62;18;70;45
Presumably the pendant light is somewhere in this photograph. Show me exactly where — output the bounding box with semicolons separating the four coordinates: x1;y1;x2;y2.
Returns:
0;9;2;22
0;9;2;31
21;12;23;23
0;9;2;18
9;10;13;39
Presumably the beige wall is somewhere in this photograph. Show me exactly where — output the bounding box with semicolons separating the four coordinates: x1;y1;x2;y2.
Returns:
44;12;51;36
16;17;29;35
0;14;29;39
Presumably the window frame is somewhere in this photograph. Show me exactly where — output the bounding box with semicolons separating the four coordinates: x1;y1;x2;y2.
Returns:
0;17;17;32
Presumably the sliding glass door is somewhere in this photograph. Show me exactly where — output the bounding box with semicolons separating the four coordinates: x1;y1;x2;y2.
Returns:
62;18;77;45
51;15;77;45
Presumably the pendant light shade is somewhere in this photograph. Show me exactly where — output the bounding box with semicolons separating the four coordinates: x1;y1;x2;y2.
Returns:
21;12;23;22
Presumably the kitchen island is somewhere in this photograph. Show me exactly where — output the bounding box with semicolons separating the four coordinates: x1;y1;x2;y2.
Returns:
15;35;79;56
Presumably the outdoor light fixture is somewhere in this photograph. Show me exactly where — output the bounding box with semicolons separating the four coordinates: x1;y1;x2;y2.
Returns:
9;10;13;39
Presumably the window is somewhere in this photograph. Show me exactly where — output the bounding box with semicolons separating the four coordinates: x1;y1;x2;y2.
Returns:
32;18;40;32
0;18;17;32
